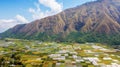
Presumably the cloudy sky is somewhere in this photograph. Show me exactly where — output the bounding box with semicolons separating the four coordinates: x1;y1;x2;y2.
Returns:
0;0;95;33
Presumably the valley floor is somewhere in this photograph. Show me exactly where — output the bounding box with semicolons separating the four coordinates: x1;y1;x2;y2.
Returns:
0;39;120;67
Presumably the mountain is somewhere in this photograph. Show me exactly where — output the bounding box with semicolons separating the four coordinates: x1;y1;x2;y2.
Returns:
1;0;120;44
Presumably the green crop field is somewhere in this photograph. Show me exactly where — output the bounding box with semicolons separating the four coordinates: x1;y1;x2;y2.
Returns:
0;39;120;67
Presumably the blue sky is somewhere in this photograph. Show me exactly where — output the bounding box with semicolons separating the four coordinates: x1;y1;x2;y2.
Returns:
0;0;95;33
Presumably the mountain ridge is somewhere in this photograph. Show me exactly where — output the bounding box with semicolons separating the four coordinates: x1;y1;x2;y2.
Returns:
1;0;120;38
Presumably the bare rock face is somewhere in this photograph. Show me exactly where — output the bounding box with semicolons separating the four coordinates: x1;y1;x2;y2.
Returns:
3;0;120;36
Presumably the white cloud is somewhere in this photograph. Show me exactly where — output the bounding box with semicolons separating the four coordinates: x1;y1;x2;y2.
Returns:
29;8;35;13
29;0;63;20
0;14;28;33
0;19;16;23
15;14;29;23
0;19;17;33
39;0;62;12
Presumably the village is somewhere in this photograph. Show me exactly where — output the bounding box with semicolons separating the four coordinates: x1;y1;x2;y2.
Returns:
0;39;120;67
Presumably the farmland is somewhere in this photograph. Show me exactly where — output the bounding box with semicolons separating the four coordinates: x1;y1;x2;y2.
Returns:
0;39;120;67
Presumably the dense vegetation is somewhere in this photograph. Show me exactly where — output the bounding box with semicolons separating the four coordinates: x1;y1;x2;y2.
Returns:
1;32;120;45
65;32;120;45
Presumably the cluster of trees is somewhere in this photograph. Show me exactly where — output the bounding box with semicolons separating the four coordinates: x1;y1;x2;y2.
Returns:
27;32;120;45
0;53;23;67
1;31;120;45
65;32;120;45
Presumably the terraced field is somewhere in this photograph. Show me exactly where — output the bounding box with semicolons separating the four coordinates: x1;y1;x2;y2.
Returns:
0;39;120;67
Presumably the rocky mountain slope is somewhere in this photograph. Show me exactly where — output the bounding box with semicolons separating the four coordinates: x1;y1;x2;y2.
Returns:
1;0;120;38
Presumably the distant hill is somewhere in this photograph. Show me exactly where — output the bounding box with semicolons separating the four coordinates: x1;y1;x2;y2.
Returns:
1;0;120;45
